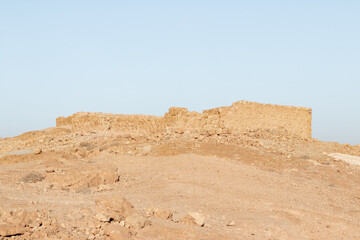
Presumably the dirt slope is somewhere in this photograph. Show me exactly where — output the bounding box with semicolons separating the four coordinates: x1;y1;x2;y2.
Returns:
0;126;360;240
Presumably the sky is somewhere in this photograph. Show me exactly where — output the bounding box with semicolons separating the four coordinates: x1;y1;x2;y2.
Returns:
0;1;359;145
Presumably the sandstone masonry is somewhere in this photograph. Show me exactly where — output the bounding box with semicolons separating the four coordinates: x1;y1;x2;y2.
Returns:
56;101;312;138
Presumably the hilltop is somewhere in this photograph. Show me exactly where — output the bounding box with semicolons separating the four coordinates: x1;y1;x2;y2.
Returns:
0;101;360;240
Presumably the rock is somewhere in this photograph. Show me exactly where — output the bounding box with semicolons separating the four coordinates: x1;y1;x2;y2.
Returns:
95;197;136;222
181;212;205;227
146;207;173;220
103;223;134;239
200;129;208;136
222;128;231;134
17;210;41;228
0;223;26;237
175;129;184;134
207;129;216;136
33;148;42;155
226;221;235;226
215;128;222;135
45;168;55;173
95;213;111;222
125;213;151;231
141;145;152;154
96;184;113;192
171;212;183;223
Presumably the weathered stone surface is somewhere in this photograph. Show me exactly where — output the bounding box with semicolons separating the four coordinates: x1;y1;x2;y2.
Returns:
33;148;42;155
227;221;235;226
0;223;26;237
103;223;134;239
125;213;151;231
95;197;136;222
57;101;312;138
146;207;173;220
95;213;111;222
181;212;205;227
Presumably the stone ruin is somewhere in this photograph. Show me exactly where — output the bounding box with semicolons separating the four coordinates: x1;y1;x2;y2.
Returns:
56;100;312;139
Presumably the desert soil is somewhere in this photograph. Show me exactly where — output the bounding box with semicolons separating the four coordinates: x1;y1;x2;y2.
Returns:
0;126;360;239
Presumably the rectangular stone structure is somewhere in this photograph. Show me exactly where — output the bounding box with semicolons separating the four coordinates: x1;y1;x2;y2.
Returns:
56;100;312;138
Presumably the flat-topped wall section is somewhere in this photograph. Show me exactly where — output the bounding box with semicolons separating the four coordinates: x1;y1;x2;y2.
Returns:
56;101;312;138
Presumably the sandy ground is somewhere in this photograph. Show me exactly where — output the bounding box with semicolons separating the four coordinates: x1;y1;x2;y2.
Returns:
0;127;360;239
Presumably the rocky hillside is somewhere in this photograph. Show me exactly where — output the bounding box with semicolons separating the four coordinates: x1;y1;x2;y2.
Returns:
0;106;360;239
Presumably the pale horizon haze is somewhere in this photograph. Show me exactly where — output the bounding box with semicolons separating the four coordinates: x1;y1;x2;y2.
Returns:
0;1;359;145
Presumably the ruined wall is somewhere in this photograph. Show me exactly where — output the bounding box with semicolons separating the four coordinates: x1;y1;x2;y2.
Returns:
56;113;165;133
221;101;312;137
56;101;312;138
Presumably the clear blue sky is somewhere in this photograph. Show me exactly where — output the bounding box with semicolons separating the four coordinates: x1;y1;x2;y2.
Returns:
0;1;359;144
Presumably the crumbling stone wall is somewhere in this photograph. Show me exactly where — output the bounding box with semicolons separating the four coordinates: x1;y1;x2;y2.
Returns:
56;101;312;138
56;113;164;133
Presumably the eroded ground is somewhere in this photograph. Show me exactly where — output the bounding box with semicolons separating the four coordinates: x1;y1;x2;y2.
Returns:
0;127;360;239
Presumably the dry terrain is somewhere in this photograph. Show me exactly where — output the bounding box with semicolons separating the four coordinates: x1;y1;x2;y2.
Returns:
1;111;360;239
